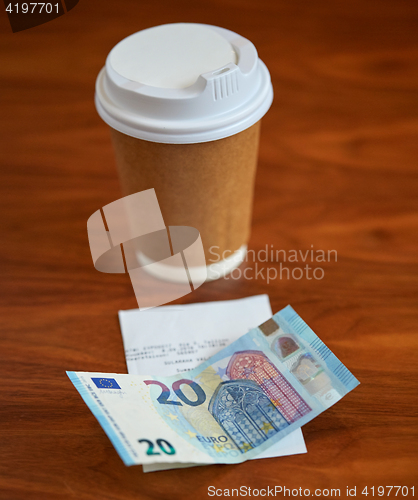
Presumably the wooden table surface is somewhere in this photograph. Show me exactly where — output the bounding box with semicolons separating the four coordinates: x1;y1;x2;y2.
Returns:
1;1;417;499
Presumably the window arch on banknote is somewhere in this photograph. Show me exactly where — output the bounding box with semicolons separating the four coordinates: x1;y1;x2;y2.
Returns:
225;350;311;423
209;379;289;453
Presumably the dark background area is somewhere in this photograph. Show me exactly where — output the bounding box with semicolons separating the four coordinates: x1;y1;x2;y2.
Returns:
0;0;417;498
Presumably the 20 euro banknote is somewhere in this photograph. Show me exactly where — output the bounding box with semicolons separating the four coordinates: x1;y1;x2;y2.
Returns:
67;305;359;466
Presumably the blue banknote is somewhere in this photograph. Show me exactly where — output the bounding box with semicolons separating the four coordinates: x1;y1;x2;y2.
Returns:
67;305;359;466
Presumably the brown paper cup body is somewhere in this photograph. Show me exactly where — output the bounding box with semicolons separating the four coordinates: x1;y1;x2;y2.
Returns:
110;122;261;266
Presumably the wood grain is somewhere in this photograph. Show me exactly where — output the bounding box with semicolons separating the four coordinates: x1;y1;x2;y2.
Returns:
0;0;417;498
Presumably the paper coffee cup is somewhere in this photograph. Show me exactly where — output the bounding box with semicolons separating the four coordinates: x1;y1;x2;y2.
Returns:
95;23;273;281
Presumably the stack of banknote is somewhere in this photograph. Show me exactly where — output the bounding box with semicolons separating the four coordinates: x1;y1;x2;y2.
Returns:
67;296;359;470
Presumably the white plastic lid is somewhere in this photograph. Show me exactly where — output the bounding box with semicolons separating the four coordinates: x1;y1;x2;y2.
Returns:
95;23;273;144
